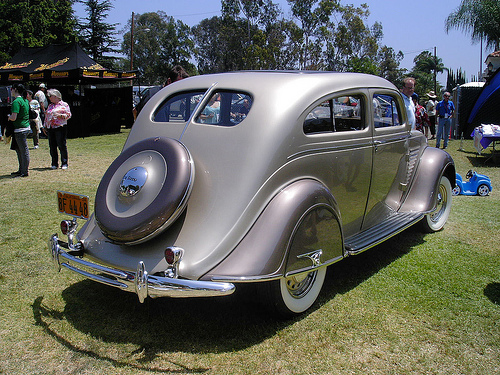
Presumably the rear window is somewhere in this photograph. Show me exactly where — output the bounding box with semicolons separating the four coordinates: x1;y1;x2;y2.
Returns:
153;90;252;126
153;91;205;122
195;91;252;126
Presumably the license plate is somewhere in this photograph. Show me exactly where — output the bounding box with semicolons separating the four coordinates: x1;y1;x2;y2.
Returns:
57;191;89;219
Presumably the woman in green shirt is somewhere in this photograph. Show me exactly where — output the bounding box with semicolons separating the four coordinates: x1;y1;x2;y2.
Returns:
8;83;30;177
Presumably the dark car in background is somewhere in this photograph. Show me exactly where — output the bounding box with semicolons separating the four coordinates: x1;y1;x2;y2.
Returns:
0;85;11;107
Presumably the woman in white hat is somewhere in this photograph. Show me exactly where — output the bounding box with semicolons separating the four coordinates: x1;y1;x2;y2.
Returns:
425;91;438;139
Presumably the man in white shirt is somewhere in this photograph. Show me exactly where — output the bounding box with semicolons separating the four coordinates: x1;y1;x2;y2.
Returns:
35;83;48;117
401;77;416;130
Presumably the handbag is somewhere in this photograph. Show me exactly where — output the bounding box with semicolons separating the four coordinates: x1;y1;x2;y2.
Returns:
29;108;37;120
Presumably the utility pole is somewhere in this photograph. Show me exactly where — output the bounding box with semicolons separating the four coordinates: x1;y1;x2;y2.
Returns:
130;12;134;71
434;46;437;94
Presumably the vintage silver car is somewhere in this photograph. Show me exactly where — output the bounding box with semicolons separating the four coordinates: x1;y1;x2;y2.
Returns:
49;71;455;316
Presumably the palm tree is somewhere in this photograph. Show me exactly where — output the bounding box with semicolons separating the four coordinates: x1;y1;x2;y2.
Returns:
445;0;500;51
413;50;447;93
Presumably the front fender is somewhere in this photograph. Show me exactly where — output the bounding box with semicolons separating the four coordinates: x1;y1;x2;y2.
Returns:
400;147;455;212
202;179;343;282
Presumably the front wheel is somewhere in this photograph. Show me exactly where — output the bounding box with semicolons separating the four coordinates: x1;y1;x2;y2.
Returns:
263;267;327;317
421;175;452;233
477;184;490;196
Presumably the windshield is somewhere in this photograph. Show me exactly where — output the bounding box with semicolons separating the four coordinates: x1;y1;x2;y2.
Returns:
153;90;252;126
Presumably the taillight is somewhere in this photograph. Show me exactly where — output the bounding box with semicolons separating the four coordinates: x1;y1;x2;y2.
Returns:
60;220;76;235
164;247;183;265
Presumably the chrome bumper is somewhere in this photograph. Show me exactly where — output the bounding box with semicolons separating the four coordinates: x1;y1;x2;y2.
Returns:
48;234;235;303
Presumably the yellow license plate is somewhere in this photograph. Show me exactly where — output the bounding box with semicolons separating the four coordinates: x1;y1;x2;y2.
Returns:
57;191;89;219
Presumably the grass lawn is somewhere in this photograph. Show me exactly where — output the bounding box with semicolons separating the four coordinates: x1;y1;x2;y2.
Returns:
0;130;498;374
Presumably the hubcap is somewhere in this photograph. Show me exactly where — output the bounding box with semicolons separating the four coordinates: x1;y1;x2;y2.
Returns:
430;184;447;223
119;166;148;197
285;271;317;299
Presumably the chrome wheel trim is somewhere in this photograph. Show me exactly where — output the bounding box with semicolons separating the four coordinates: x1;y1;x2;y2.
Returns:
278;267;326;314
423;176;452;232
285;271;317;299
429;184;447;223
477;184;490;196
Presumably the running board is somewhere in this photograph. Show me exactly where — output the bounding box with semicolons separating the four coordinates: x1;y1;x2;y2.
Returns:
344;212;424;256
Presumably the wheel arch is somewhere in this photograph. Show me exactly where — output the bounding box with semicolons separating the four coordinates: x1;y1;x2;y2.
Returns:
202;179;344;282
400;147;455;213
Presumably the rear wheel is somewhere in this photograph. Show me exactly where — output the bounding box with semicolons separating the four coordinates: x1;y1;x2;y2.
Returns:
452;185;461;196
264;267;327;317
477;184;490;196
421;175;452;232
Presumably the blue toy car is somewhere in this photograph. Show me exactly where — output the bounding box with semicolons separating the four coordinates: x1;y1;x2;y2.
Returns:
453;170;492;196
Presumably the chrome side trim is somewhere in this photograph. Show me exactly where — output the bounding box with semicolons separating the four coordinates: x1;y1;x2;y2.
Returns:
49;235;235;301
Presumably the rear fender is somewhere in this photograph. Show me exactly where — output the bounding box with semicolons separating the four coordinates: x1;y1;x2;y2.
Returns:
202;179;343;282
400;147;455;213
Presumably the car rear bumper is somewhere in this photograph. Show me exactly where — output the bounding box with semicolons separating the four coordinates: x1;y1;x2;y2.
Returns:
48;234;235;302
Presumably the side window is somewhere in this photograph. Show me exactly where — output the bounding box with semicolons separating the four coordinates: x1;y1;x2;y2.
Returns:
153;91;204;122
373;94;402;128
195;91;252;126
304;94;365;134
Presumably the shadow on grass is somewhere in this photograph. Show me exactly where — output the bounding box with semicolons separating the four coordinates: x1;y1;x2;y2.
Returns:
484;283;500;305
467;154;500;168
32;227;426;360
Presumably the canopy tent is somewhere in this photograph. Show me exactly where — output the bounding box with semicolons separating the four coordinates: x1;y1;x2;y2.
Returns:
0;43;136;84
468;68;500;125
0;43;136;136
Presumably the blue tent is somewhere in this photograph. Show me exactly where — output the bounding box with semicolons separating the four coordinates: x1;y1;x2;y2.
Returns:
468;67;500;124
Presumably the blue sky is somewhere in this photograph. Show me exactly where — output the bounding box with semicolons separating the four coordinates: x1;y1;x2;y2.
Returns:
74;0;491;85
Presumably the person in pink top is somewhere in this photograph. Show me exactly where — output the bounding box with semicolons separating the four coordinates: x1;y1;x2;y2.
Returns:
43;89;72;169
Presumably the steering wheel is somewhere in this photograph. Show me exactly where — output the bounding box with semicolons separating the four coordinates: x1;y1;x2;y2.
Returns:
466;170;473;179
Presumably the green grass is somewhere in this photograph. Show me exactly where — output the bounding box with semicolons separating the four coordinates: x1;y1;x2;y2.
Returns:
0;132;498;374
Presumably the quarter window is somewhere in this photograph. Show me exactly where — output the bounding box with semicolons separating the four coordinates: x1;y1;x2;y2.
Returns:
304;94;365;134
153;91;204;122
195;91;252;126
373;94;402;128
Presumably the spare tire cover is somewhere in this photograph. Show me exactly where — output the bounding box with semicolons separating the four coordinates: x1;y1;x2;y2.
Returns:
95;137;194;244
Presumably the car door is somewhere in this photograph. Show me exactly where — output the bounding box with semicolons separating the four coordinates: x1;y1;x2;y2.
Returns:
362;90;409;230
302;91;373;238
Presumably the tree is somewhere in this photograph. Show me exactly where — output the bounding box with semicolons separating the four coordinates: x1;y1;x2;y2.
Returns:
377;46;405;83
413;50;447;93
446;69;467;92
194;2;294;73
288;0;340;69
76;0;119;67
120;12;195;84
0;0;77;64
445;0;500;51
192;16;249;73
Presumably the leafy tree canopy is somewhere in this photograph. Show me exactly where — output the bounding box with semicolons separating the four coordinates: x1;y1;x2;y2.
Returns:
0;0;77;64
76;0;120;68
446;0;500;50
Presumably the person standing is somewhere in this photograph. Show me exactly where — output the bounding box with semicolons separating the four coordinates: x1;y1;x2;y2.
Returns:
7;83;30;177
436;92;455;149
401;77;416;130
44;89;71;169
425;91;438;139
35;83;48;122
27;90;41;149
412;93;431;138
